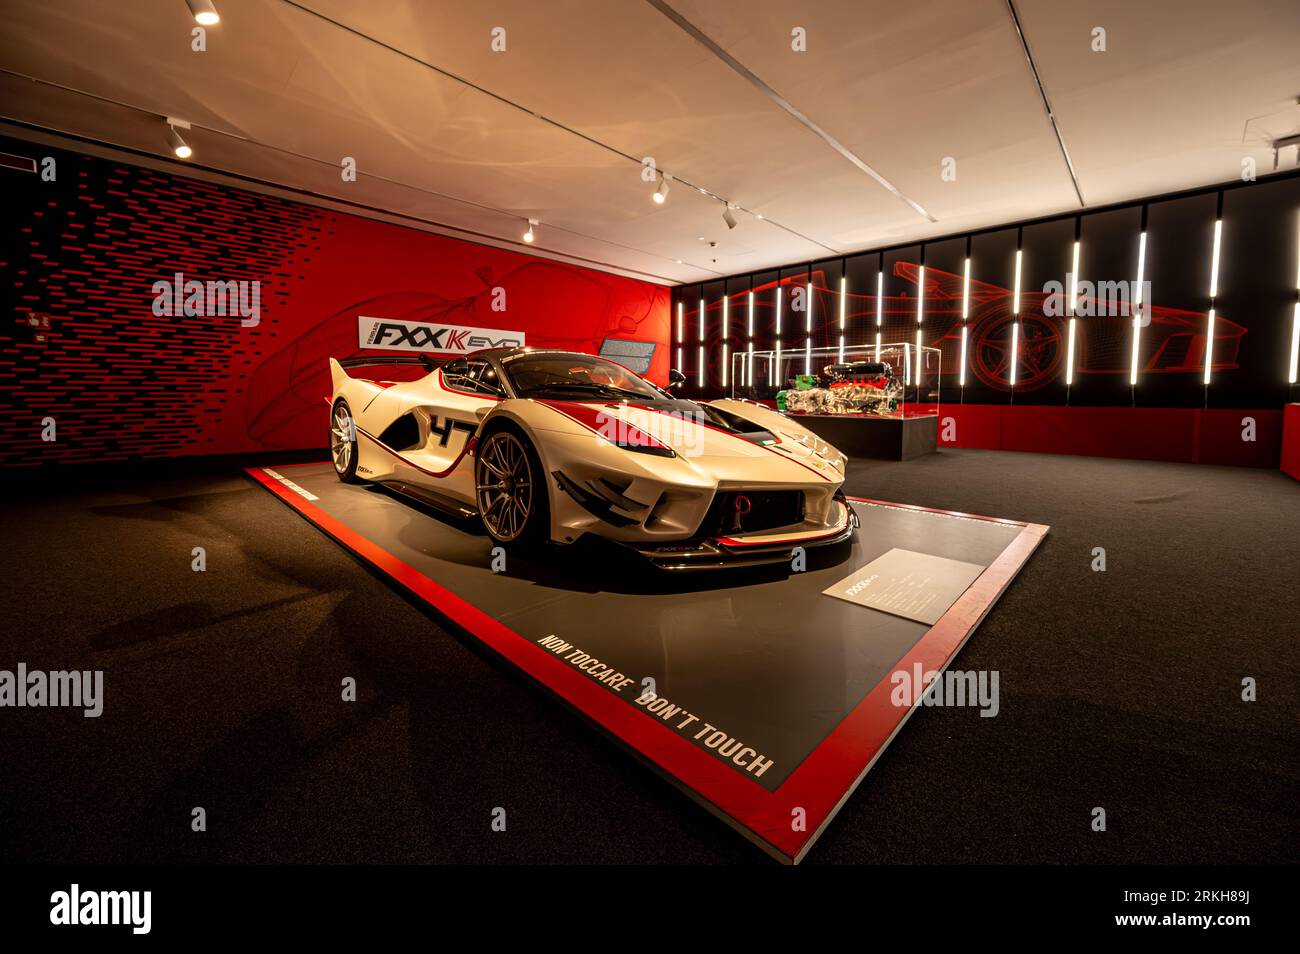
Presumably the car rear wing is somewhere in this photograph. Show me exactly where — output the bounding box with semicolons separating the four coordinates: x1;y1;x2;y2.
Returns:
337;353;445;373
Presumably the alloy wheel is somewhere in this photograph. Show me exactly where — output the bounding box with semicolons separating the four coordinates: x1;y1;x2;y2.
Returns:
475;432;534;542
331;405;354;474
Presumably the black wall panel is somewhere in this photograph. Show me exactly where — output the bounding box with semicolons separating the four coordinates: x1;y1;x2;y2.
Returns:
671;172;1300;409
1217;176;1300;409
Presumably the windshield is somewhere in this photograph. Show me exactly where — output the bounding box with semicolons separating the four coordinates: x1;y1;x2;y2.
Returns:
501;352;665;401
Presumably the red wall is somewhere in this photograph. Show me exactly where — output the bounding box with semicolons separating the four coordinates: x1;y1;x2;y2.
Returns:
935;404;1284;468
0;140;669;465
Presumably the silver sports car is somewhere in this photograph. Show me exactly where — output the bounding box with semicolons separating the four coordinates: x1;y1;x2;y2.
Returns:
329;348;854;569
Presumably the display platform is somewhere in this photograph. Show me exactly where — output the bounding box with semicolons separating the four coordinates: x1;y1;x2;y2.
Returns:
795;413;938;460
248;462;1047;862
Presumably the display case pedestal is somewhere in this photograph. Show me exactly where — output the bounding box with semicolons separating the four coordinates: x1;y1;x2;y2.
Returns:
796;413;938;460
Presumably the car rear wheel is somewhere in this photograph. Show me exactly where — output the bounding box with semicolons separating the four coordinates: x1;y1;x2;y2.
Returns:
331;400;361;483
475;429;548;546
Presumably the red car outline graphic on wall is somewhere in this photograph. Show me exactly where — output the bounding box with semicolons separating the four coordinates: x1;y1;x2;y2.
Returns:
706;263;1245;392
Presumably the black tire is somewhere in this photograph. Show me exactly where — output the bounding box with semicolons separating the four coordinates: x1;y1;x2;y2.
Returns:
330;399;362;483
474;427;549;547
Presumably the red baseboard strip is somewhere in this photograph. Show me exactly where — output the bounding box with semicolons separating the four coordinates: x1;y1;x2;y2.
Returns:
935;404;1282;467
1282;404;1300;481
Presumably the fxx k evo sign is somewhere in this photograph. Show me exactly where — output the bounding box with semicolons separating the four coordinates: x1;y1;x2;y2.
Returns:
358;316;525;354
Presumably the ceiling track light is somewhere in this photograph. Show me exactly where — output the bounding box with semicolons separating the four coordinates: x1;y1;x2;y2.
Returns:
186;0;220;26
722;205;738;230
522;218;537;243
165;118;192;159
653;174;670;204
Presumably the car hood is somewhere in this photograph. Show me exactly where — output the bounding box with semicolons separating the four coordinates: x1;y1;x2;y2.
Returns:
530;397;845;484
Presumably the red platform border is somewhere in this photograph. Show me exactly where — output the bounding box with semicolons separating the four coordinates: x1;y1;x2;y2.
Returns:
248;463;1047;863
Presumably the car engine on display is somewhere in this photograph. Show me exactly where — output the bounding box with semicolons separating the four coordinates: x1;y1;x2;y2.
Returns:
777;360;903;416
328;348;855;569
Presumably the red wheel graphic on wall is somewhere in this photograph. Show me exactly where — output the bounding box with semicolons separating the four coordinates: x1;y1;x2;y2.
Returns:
973;307;1063;391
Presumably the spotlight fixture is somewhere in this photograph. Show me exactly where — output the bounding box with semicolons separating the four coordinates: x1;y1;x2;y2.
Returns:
653;174;670;204
722;205;738;230
186;0;220;26
165;118;192;159
522;218;537;243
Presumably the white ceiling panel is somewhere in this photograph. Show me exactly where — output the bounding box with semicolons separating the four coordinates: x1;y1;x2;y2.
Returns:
1;0;1296;285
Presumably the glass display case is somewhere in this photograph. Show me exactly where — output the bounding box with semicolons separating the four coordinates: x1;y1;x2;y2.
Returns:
729;343;941;418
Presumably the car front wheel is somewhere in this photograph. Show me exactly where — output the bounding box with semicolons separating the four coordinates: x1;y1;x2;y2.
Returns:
475;429;548;546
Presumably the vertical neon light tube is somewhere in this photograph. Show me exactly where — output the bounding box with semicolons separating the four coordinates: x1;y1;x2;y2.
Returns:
903;342;911;385
1012;249;1023;315
1010;249;1022;387
1066;320;1076;386
959;325;968;387
804;280;813;375
1202;310;1216;386
915;261;925;388
838;275;846;363
875;269;884;362
1290;230;1300;384
961;258;971;320
1066;241;1079;387
772;284;782;386
1289;301;1300;384
720;295;728;388
698;297;706;388
1131;231;1147;386
960;256;970;387
747;290;755;387
916;265;925;325
1204;218;1222;385
1009;322;1020;387
676;299;684;378
1209;219;1222;299
1068;240;1080;314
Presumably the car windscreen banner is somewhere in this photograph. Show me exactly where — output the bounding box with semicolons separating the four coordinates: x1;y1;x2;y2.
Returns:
357;315;525;353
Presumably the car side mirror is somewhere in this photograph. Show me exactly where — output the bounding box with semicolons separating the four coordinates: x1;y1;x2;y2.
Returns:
668;368;686;390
